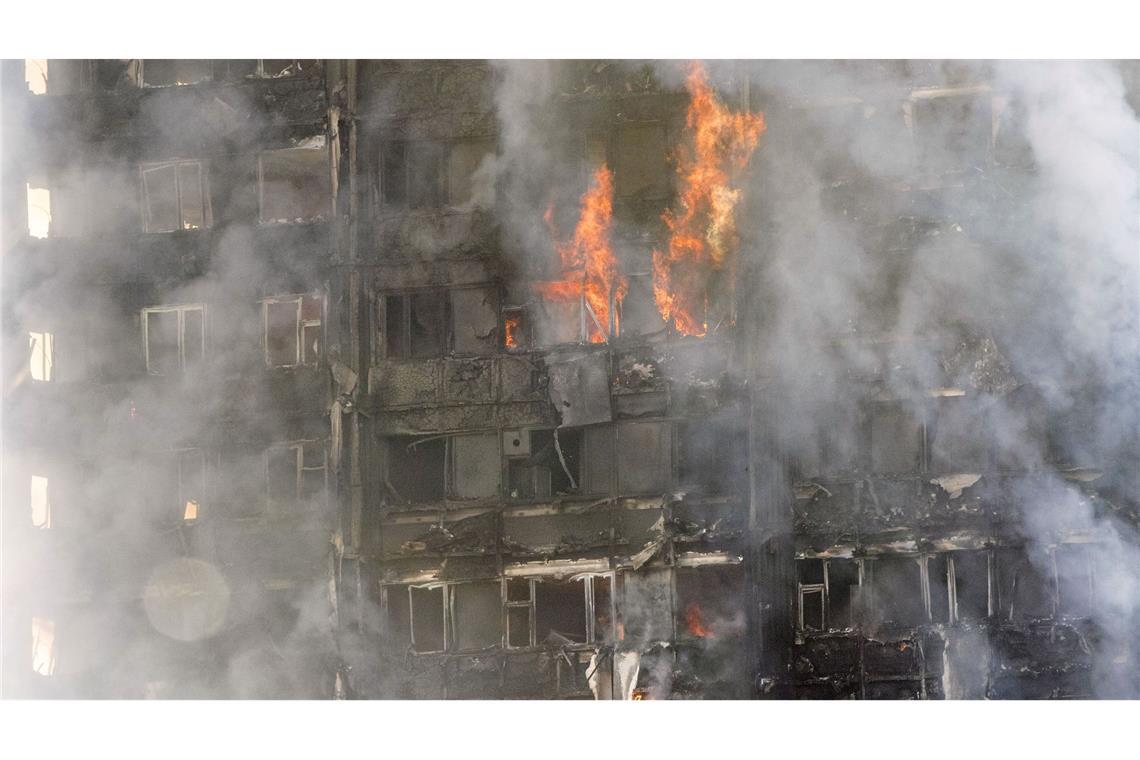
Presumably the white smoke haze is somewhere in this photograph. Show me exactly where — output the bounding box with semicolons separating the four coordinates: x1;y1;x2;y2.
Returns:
5;59;1138;699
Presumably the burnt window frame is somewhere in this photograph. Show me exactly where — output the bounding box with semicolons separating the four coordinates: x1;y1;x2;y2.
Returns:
504;427;583;502
379;140;448;210
375;289;451;360
141;304;206;376
503;574;613;650
257;141;331;224
261;293;324;368
796;557;869;634
140;160;212;233
265;440;328;512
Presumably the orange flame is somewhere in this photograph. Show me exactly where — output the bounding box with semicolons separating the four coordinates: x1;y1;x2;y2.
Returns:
653;62;766;336
535;165;626;343
684;601;712;638
504;313;520;350
631;688;649;700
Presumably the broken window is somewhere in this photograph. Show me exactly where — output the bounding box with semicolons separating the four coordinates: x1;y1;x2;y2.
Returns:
676;566;746;639
534;578;587;644
911;94;992;174
950;550;990;622
171;449;205;524
501;306;531;352
869;403;923;475
447;139;496;208
505;578;535;648
678;419;747;496
451;581;501;651
382;585;412;650
259;142;330;223
996;548;1055;621
32;617;56;676
140;60;212;87
410;585;447;653
506;428;581;500
379;291;448;359
258;60;319;78
28;332;54;383
263;294;323;368
266;441;326;511
384;437;446;504
590;575;615;643
826;559;861;630
381;141;446;209
870;556;926;628
31;475;51;529
143;305;205;375
449;432;500;500
141;161;210;232
615;421;672;494
929;397;989;474
927;555;950;623
1055;544;1093;619
26;184;51;239
581;424;615;495
797;560;827;632
450;287;499;356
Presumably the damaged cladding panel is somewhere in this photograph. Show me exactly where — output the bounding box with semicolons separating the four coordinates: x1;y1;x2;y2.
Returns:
9;57;1137;702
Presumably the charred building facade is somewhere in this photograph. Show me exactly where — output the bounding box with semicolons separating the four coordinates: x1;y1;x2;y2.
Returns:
3;59;1139;699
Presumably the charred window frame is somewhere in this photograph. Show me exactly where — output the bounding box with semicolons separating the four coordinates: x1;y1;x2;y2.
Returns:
380;141;447;209
674;565;746;640
407;584;448;653
383;436;447;504
31;474;51;530
866;555;927;628
258;142;331;224
795;558;864;632
140;160;210;233
262;294;323;368
505;428;582;501
947;550;993;623
450;580;502;652
266;440;327;512
138;60;213;88
504;575;611;649
376;290;449;359
257;60;320;79
142;305;206;375
28;331;54;383
995;546;1058;621
797;559;828;632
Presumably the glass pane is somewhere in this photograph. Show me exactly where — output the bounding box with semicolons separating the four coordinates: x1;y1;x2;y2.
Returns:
409;292;444;358
452;582;501;651
507;606;531;648
143;165;179;232
146;311;179;374
266;300;299;366
384;296;406;358
301;294;322;321
31;476;50;528
801;589;824;631
182;309;204;369
177;163;204;230
410;587;445;652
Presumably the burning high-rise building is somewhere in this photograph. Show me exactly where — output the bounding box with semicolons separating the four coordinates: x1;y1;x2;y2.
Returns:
3;59;1139;700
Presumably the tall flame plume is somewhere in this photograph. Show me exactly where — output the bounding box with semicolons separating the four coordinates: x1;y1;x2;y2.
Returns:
653;62;766;336
536;165;626;343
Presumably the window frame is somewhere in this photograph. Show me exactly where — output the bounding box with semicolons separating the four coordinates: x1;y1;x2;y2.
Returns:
138;60;213;88
265;440;328;512
375;289;451;360
140;160;211;233
261;294;323;368
257;143;331;224
28;331;54;383
142;304;207;376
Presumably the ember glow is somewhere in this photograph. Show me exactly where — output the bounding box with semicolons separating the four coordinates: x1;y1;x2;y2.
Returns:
504;313;521;350
535;165;626;343
653;62;766;336
684;601;712;638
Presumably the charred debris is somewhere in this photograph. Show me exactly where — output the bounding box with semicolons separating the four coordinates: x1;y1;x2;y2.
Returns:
3;59;1139;699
